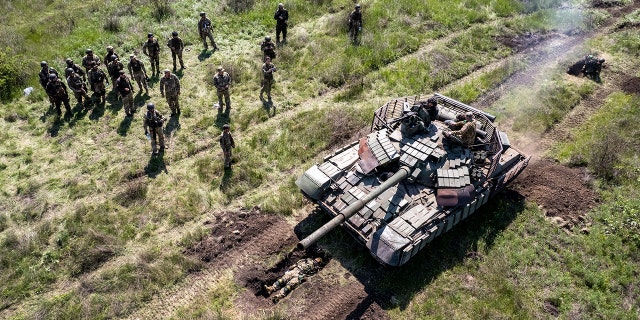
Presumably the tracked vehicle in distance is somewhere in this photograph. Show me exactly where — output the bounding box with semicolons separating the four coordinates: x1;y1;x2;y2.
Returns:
296;94;529;267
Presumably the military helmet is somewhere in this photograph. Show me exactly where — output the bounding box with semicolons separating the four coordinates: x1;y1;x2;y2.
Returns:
172;31;178;36
66;67;75;74
199;11;206;16
106;45;114;51
147;103;155;110
222;123;230;130
265;36;271;41
40;61;48;67
465;112;474;119
355;4;361;9
86;48;93;54
148;33;154;38
426;97;437;107
111;55;117;61
49;73;57;80
65;58;73;64
163;69;170;73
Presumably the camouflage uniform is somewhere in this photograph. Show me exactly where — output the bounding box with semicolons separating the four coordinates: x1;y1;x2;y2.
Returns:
167;34;185;70
261;38;276;61
219;126;235;168
115;72;135;116
88;65;109;103
265;258;321;302
447;119;476;146
159;71;181;115
65;60;85;81
39;66;58;89
67;72;90;105
128;56;149;93
144;106;166;154
143;36;161;75
213;69;231;112
104;47;119;64
45;77;72;114
107;58;125;84
348;6;363;43
198;15;218;51
274;4;289;44
82;53;101;73
260;59;276;100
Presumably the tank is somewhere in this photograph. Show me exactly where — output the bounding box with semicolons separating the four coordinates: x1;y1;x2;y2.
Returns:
296;93;529;267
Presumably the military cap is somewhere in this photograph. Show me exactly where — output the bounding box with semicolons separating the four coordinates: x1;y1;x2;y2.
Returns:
172;31;178;36
119;69;125;74
147;103;155;110
40;61;48;67
48;73;57;80
222;124;230;129
86;48;93;53
163;69;170;73
148;33;154;38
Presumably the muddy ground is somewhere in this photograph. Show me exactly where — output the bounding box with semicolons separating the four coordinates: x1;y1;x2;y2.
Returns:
161;2;639;319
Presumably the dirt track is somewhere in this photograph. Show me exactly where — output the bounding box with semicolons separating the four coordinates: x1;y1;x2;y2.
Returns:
127;2;638;319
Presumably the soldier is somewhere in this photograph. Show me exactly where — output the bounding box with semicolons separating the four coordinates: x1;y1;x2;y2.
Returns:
159;69;181;116
443;112;476;146
107;56;125;85
260;36;276;61
143;103;166;155
143;33;161;76
88;62;109;104
127;54;149;94
219;123;235;168
104;45;119;64
400;111;426;136
64;58;85;81
115;70;135;117
167;31;185;70
260;56;276;101
82;49;101;73
38;61;58;89
213;66;231;113
412;97;439;127
66;68;91;106
348;4;363;44
45;73;72;115
198;12;218;51
264;257;322;303
274;3;289;44
583;54;605;83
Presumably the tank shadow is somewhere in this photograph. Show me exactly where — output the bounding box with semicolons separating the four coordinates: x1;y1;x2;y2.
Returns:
293;188;526;312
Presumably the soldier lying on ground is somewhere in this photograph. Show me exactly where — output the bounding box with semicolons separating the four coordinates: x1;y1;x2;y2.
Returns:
264;257;322;303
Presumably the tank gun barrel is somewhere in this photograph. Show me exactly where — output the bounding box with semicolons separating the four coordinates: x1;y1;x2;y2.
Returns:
297;166;411;250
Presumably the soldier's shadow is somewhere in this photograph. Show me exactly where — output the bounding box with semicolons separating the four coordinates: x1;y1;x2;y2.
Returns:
219;167;233;191
46;115;63;137
107;91;122;114
67;103;89;128
260;98;276;117
198;50;213;61
215;110;229;126
117;115;133;136
145;152;168;178
165;114;181;135
89;100;106;121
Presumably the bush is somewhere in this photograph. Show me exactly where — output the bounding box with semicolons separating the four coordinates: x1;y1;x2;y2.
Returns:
104;16;122;32
0;50;29;102
151;0;174;22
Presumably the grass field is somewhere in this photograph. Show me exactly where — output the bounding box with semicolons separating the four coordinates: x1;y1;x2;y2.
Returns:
1;0;639;319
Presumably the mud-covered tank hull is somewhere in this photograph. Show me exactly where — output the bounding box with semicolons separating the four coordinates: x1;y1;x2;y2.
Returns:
297;94;529;266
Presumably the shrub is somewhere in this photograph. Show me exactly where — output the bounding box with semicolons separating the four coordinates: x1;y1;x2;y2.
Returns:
0;50;29;102
151;0;173;22
104;16;122;32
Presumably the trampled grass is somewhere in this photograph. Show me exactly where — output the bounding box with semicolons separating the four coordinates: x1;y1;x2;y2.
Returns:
1;0;639;318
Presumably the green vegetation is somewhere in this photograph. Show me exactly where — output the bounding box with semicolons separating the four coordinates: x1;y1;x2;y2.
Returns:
1;0;638;318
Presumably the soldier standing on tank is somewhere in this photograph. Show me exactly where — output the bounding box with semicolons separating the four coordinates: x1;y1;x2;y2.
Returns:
104;45;119;64
167;31;185;70
143;103;166;155
115;70;135;117
64;58;85;82
260;56;276;101
88;62;109;104
348;4;363;44
274;3;289;44
264;257;322;303
128;54;149;95
66;69;91;107
45;74;72;115
219;123;235;168
213;66;232;113
260;36;276;61
159;69;181;116
38;61;58;90
82;49;101;73
107;56;125;85
198;12;218;51
143;33;161;76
